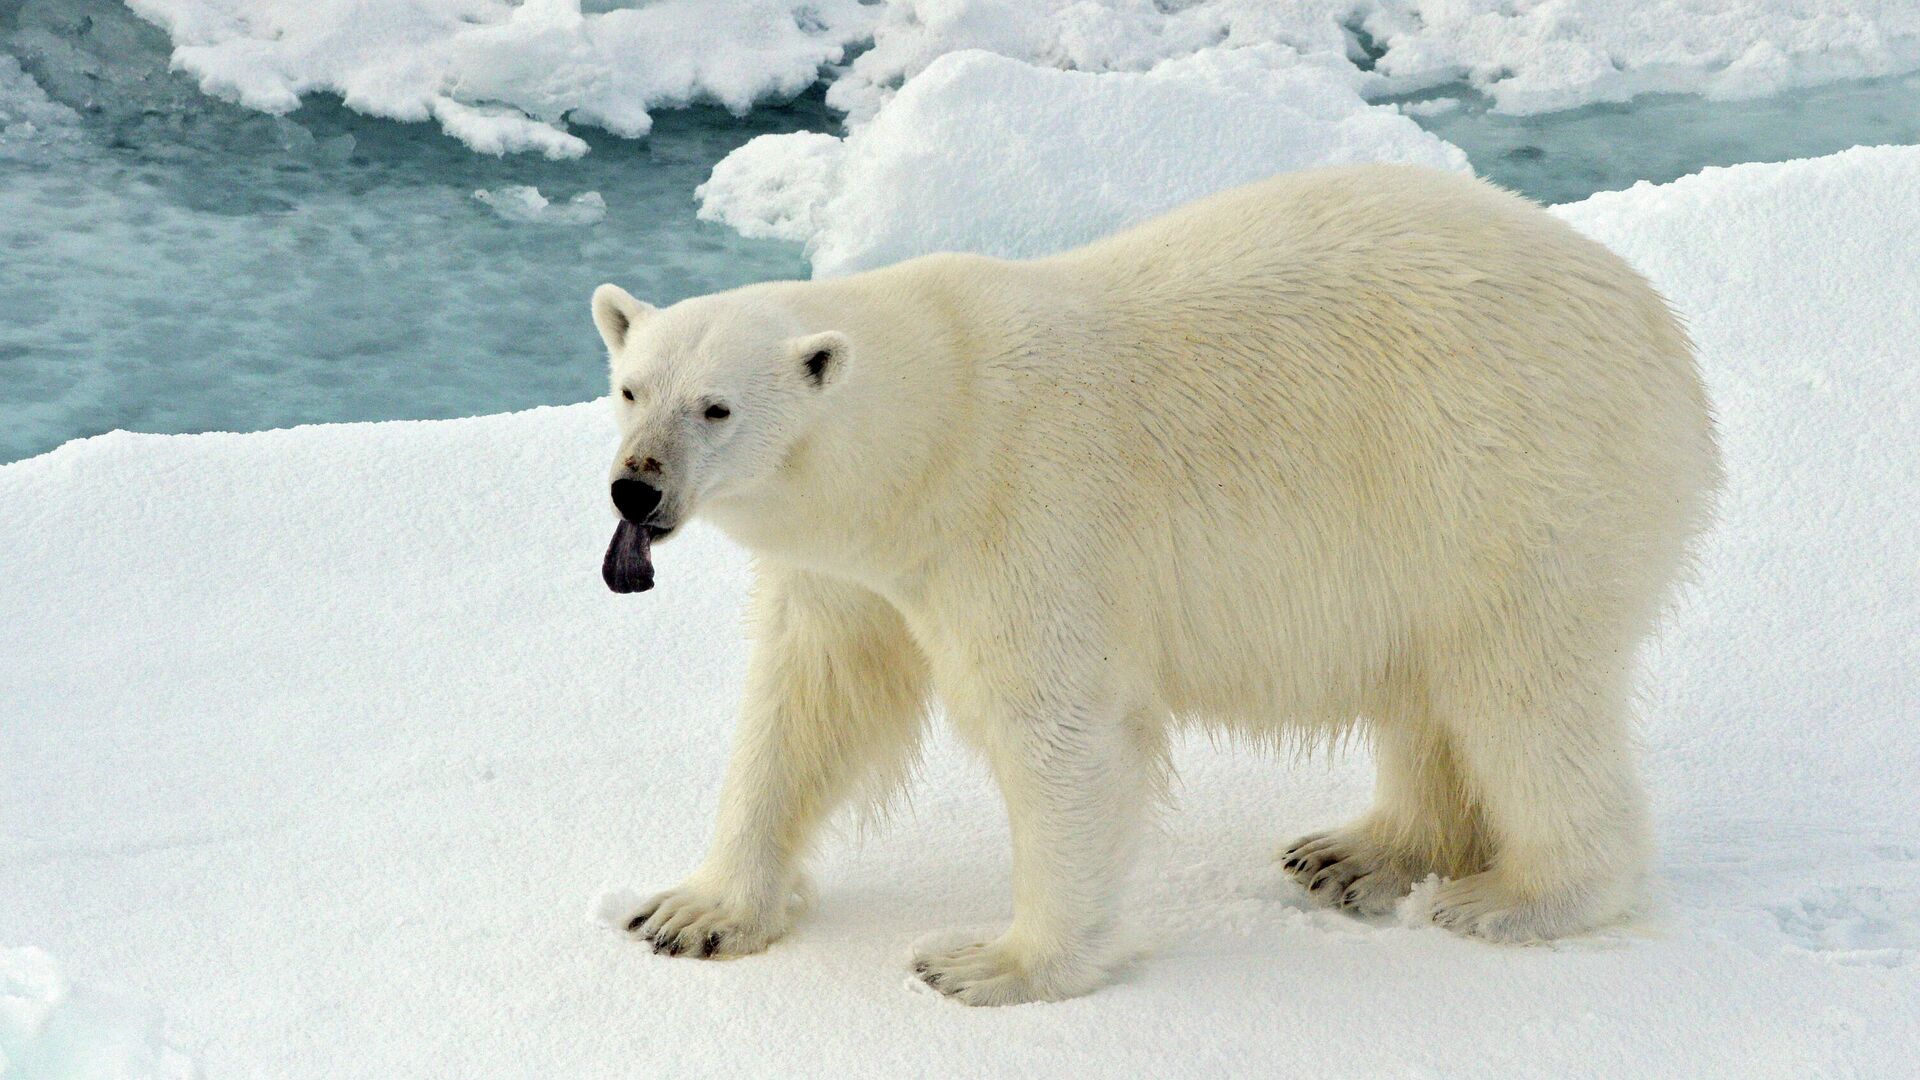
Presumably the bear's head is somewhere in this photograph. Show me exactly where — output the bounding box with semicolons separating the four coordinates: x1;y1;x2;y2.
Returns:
592;283;847;592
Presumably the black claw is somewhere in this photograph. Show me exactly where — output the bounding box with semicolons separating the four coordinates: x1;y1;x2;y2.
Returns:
701;932;721;958
913;961;929;974
1283;858;1300;871
627;915;645;932
663;937;683;957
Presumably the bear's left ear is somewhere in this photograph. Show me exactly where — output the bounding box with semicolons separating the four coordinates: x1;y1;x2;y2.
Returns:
789;331;850;391
592;283;655;354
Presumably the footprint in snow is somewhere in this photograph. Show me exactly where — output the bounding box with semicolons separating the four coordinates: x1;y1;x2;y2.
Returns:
1769;885;1919;968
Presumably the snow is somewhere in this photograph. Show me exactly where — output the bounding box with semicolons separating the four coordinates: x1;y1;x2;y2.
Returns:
122;0;877;157
697;1;1920;275
829;1;1920;118
1368;0;1920;115
4;143;1918;1075
700;47;1468;277
120;1;1920;160
696;129;846;244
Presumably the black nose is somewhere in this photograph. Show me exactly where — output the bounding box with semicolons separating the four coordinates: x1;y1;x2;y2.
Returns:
611;478;661;523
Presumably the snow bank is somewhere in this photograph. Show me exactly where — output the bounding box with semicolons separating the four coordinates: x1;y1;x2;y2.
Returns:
4;147;1920;1075
123;0;877;157
1372;0;1920;115
699;47;1467;277
122;1;1920;159
1553;147;1920;826
832;1;1920;119
699;1;1920;274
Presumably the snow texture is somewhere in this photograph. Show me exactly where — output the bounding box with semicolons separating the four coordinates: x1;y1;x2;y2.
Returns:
700;47;1468;277
3;145;1918;1076
121;1;1920;158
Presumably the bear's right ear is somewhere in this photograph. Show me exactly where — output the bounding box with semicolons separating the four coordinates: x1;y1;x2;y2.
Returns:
789;330;850;391
592;283;654;353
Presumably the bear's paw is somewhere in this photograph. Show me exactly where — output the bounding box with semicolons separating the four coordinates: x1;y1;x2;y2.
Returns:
911;933;1111;1006
623;884;787;959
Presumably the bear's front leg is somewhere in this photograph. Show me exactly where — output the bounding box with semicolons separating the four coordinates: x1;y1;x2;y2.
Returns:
626;569;928;958
914;682;1159;1005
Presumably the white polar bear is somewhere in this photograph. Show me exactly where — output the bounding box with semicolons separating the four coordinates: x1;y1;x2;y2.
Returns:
594;164;1722;1005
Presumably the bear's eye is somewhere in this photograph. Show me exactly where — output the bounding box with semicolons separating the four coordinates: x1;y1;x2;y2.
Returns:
703;403;731;421
620;388;634;402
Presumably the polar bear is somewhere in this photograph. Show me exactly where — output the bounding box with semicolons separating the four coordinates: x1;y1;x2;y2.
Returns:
594;164;1721;1005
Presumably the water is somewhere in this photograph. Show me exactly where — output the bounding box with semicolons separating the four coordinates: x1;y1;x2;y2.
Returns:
1394;73;1920;206
0;0;828;463
2;0;1916;463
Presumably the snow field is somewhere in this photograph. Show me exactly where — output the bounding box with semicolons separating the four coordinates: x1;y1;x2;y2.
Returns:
3;144;1918;1077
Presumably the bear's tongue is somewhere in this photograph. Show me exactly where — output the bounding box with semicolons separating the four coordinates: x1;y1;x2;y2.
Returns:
602;519;655;593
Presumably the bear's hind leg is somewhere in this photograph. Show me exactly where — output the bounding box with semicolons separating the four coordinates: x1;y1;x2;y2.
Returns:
1427;652;1649;942
1283;716;1487;914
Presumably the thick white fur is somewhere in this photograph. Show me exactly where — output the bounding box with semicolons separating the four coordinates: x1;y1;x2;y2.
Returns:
598;165;1722;1005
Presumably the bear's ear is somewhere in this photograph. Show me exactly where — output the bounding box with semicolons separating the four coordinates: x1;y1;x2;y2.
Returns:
592;283;654;353
789;331;849;390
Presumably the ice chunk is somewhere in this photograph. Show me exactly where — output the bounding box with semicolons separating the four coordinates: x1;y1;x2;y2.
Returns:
122;0;880;156
706;47;1466;277
0;54;79;162
1399;96;1460;117
473;184;608;225
696;130;846;243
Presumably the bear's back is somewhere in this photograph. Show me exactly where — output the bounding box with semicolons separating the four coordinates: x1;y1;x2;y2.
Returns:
970;165;1722;713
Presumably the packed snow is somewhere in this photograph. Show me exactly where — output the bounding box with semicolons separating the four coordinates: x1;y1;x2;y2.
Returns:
4;144;1917;1077
122;0;1920;158
699;47;1467;277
